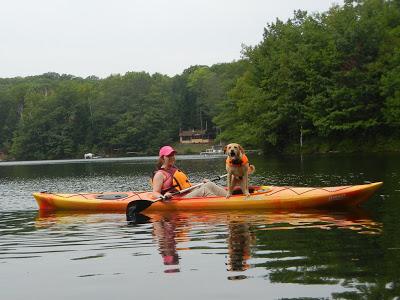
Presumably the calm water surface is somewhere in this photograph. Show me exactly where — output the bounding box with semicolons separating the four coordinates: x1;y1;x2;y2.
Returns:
0;154;399;299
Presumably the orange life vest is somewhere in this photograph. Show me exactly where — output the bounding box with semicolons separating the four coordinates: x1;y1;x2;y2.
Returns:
226;154;249;166
152;167;191;194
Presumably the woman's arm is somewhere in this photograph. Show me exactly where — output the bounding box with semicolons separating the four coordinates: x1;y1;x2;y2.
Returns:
152;171;165;198
152;171;173;199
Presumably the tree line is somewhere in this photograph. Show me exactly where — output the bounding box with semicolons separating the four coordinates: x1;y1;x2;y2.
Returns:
1;0;399;160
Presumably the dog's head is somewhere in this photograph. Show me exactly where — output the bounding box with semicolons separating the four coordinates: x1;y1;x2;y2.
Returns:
224;143;245;160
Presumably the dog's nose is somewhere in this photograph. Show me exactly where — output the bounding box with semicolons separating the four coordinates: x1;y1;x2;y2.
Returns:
230;150;235;157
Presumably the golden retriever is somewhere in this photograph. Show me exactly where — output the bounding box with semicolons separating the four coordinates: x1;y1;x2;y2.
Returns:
224;143;255;198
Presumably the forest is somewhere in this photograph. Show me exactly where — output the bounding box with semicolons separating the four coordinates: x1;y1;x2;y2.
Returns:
1;0;399;160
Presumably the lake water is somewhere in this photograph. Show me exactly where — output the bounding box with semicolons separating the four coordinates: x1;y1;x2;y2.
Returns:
0;154;399;299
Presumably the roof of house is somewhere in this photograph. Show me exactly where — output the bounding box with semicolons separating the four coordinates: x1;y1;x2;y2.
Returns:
179;129;207;137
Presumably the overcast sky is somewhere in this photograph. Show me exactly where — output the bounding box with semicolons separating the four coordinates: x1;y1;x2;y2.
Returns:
0;0;343;78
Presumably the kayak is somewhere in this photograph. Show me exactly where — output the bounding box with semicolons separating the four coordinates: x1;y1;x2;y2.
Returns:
33;182;382;212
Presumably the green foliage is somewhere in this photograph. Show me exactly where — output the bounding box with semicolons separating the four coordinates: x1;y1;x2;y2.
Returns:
1;0;400;160
214;0;400;152
10;81;90;159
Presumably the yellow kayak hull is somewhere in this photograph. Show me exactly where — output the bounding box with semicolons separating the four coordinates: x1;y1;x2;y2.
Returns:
33;182;383;212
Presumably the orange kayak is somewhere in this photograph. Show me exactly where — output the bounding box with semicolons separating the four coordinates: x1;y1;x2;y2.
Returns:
33;182;382;212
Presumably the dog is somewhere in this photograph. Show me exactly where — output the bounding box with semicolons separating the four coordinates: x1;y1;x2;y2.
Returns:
224;143;255;198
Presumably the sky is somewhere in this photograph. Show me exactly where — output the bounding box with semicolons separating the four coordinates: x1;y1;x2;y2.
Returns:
0;0;343;78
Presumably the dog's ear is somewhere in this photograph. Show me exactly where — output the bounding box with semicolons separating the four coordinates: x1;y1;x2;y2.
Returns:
238;144;245;155
223;145;227;154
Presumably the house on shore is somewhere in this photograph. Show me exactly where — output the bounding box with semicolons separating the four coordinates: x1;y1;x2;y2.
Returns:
179;129;213;144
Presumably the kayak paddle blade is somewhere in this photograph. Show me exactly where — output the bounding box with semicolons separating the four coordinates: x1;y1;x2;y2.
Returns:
126;200;154;216
126;213;151;225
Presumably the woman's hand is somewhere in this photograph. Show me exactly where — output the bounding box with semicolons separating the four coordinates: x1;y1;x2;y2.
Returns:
163;192;173;200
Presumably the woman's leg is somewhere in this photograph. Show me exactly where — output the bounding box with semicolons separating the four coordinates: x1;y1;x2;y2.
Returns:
205;181;227;196
183;182;227;198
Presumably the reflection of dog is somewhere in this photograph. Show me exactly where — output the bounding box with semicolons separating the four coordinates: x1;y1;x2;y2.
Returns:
224;143;255;198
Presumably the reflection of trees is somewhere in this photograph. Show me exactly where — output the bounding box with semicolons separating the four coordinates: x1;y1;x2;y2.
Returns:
333;281;399;300
139;209;399;297
253;213;399;298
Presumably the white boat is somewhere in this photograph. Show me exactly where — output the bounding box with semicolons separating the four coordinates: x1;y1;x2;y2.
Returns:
84;153;102;159
200;147;225;156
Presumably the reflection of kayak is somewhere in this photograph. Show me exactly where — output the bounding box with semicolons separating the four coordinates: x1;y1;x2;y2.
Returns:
35;209;382;235
33;182;382;212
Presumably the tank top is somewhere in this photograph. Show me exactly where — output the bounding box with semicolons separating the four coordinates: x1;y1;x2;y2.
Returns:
155;166;178;194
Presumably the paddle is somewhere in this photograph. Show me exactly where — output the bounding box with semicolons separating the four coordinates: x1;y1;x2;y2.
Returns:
126;174;227;217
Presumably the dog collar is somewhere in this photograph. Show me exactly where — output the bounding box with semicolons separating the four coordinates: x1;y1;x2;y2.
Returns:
226;154;249;166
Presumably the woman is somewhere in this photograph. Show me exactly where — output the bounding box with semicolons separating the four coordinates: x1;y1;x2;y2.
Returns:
152;145;227;199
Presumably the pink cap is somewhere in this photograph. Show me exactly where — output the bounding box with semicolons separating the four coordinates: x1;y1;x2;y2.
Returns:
159;145;176;157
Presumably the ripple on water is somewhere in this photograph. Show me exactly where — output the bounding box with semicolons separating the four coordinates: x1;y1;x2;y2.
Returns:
0;212;156;261
0;155;397;299
0;206;387;299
